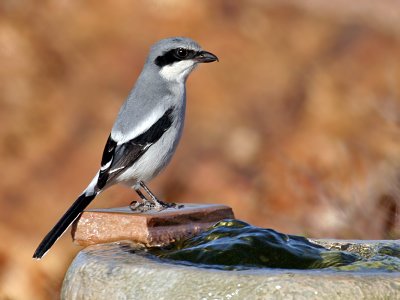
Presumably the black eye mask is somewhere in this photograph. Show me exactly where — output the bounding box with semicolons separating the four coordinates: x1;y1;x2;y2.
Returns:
154;48;197;67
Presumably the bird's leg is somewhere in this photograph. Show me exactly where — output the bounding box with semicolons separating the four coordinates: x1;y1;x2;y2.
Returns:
135;188;148;202
139;181;173;210
129;187;153;211
130;181;180;211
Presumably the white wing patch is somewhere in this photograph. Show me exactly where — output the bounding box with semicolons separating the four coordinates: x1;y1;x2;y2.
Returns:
109;166;125;174
100;160;112;171
111;107;167;145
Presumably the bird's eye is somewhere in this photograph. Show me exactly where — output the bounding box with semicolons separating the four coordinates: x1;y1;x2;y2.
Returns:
175;48;188;58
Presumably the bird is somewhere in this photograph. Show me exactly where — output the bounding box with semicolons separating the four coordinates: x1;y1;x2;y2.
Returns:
33;37;218;259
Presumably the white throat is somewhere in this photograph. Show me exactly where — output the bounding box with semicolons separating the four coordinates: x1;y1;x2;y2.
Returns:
159;60;196;83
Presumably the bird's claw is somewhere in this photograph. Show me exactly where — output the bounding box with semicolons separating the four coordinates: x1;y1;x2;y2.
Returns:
129;200;184;212
129;200;154;212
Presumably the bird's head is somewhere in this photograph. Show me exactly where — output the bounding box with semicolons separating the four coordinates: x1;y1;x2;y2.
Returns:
147;37;218;83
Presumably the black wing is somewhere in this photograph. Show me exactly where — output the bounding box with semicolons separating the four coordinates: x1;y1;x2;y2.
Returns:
96;107;175;189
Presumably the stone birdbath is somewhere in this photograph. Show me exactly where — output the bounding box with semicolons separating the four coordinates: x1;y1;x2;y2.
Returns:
61;204;400;299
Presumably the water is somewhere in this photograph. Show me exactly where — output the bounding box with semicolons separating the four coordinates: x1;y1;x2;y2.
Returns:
146;219;400;272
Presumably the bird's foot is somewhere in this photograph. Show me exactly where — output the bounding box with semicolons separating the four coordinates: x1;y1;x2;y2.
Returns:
129;199;184;212
129;200;155;212
131;181;184;212
137;181;184;211
152;199;184;211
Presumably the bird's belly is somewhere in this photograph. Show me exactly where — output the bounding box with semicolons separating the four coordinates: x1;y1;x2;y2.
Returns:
116;123;182;186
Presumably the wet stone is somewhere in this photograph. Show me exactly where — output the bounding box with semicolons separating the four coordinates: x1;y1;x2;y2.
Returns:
71;203;234;247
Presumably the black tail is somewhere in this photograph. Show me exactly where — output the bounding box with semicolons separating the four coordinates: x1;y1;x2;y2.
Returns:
33;193;96;259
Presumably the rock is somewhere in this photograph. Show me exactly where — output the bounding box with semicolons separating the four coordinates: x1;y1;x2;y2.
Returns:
71;204;234;247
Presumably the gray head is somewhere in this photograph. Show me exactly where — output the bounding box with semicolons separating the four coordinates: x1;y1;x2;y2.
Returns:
145;37;218;83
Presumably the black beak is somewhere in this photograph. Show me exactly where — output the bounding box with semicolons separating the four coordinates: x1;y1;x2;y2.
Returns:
194;50;219;63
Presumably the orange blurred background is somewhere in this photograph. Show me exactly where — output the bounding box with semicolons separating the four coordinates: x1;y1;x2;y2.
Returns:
1;0;400;298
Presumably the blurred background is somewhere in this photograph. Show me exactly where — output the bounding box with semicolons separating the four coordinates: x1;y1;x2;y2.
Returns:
1;0;400;298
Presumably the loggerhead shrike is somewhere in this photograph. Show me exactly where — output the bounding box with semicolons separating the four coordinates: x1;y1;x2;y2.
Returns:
33;37;218;259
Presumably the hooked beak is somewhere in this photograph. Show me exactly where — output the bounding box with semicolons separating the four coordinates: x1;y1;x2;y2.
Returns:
194;50;219;63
